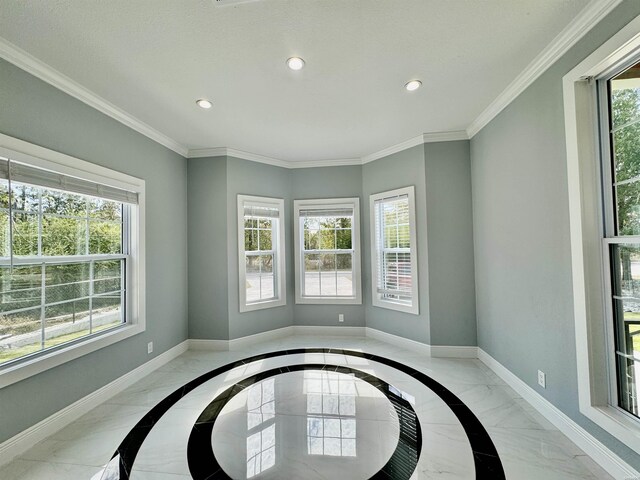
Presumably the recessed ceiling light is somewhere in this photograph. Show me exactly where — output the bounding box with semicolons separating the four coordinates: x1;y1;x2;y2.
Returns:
196;99;213;109
404;80;422;92
287;57;305;71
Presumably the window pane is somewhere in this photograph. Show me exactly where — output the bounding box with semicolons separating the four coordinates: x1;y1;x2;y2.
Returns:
11;184;39;213
611;244;640;297
89;220;122;254
246;229;258;251
44;298;91;349
92;291;123;331
89;198;121;221
246;255;261;302
319;229;335;250
0;307;42;364
42;215;87;256
45;263;91;303
304;253;320;296
336;254;353;297
260;255;275;300
12;212;38;256
41;190;86;217
259;229;272;250
384;226;398;248
336;228;351;250
305;228;319;250
320;254;337;296
94;260;122;295
615;181;640;236
0;265;42;313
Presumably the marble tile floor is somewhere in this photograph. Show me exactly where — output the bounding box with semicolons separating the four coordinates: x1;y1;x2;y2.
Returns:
0;335;614;479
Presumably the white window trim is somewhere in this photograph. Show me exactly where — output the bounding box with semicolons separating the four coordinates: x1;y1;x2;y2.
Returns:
370;186;419;315
564;13;640;454
0;133;145;389
237;195;286;312
294;197;362;305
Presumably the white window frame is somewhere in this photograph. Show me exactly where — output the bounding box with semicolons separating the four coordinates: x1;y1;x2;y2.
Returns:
237;195;286;312
564;14;640;454
294;198;362;305
370;186;419;315
0;133;145;388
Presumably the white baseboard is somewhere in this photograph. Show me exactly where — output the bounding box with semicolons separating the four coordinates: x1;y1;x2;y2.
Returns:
229;326;294;350
189;325;368;351
0;340;189;467
430;345;478;358
365;327;431;355
292;325;367;336
477;348;639;480
188;338;229;351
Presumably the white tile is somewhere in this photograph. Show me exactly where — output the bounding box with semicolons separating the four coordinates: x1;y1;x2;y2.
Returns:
0;459;101;480
1;335;616;480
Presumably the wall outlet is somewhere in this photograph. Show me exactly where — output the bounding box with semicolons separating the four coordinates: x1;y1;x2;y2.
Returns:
147;341;153;354
537;370;546;389
338;314;344;323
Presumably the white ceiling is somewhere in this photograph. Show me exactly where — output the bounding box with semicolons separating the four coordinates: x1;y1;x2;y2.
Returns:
0;0;591;162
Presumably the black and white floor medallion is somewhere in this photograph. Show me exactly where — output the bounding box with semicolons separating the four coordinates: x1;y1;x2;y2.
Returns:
99;349;505;479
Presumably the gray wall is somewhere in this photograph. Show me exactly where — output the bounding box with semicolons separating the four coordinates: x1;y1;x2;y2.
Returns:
424;141;476;346
362;145;432;343
291;166;365;328
470;0;640;468
188;156;229;340
226;157;294;339
0;58;188;443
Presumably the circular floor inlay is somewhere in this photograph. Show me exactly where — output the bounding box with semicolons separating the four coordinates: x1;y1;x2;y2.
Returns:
211;370;400;479
187;364;421;480
106;348;506;480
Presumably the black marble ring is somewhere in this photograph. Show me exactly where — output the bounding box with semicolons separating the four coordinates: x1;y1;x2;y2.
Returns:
186;363;422;479
108;348;506;479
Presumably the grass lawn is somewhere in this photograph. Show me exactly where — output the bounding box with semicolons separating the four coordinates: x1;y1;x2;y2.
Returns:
0;322;121;364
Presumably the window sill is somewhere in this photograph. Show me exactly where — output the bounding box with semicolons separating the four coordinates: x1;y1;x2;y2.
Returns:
372;298;419;315
0;323;144;389
240;298;286;313
581;404;640;455
295;297;362;305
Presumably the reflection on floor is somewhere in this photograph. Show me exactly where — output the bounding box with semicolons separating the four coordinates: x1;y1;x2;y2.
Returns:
0;335;614;479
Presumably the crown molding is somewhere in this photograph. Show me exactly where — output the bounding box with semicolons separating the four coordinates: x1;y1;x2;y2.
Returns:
360;134;424;164
187;147;228;158
188;131;468;168
422;130;469;144
361;130;468;165
290;157;362;169
0;37;189;157
188;146;362;168
466;0;623;138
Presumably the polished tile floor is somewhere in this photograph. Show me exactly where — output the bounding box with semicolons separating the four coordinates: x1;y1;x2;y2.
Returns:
0;335;613;479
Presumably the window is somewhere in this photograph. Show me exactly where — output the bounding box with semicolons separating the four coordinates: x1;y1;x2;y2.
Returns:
599;60;640;418
564;13;640;454
294;198;361;304
238;195;285;312
0;134;144;387
370;186;419;314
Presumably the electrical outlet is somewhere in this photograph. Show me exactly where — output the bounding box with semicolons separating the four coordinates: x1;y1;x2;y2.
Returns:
338;314;344;323
537;370;546;389
147;341;153;354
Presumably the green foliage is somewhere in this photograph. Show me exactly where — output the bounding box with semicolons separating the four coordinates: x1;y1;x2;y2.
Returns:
303;216;352;270
0;184;123;342
612;88;640;236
